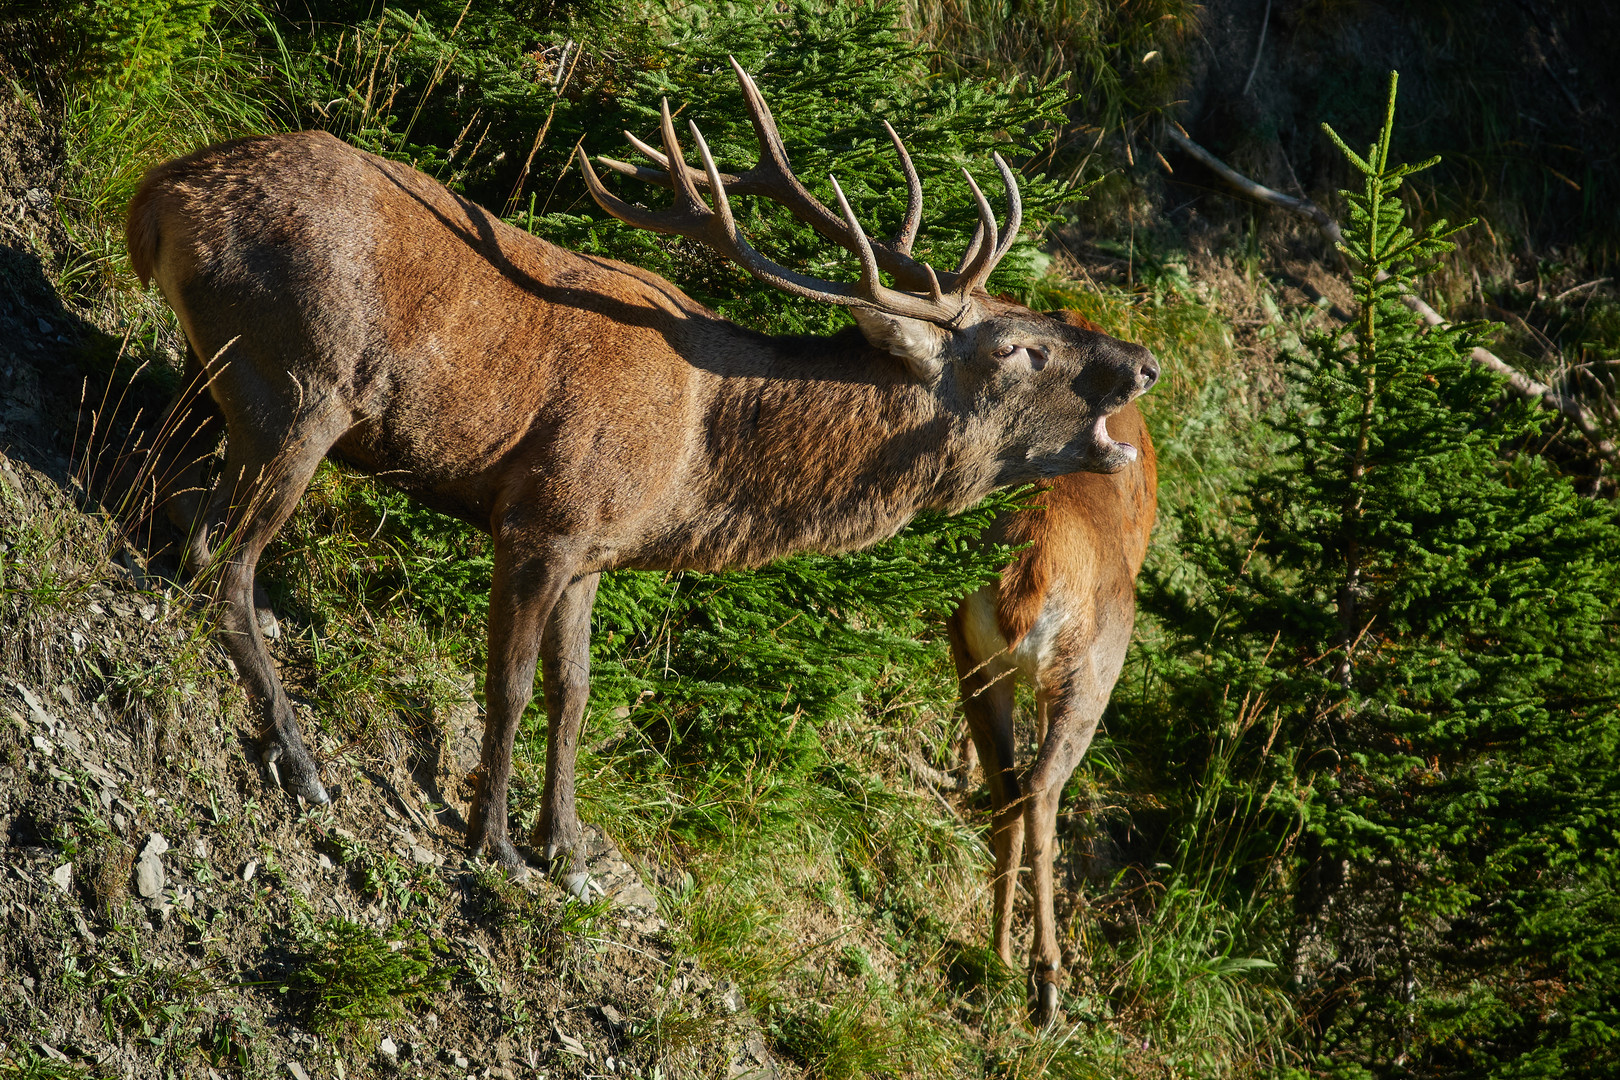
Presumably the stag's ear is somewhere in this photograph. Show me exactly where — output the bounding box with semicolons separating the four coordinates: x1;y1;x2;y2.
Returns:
852;308;947;381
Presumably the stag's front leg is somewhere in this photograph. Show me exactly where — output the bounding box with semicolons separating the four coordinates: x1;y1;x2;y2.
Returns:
1023;763;1069;1026
529;571;601;897
470;538;578;877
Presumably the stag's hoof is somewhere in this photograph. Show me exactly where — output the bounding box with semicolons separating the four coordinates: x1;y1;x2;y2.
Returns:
465;821;533;882
1030;978;1061;1027
263;743;330;805
491;840;533;883
558;868;604;901
529;826;603;900
538;846;601;900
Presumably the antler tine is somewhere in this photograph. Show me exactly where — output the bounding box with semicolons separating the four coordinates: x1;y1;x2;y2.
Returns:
827;174;884;298
687;120;738;240
951;155;1027;294
953;221;986;279
728;56;799;180
987;152;1023;265
882;121;923;256
596;154;691;190
576;145;707;236
624;129;670;168
952;167;1000;287
615;129;744;189
658;98;706;215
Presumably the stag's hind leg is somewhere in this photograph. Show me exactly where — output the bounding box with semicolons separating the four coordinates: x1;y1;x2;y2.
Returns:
209;403;352;806
1023;605;1135;1024
948;607;1025;968
137;345;282;637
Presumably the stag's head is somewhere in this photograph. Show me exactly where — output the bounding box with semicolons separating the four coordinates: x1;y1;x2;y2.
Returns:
579;59;1157;478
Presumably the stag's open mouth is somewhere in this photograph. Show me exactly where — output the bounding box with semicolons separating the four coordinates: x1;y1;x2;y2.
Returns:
1096;414;1138;463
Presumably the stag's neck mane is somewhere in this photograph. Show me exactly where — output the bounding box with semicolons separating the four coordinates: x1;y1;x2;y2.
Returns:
619;326;996;571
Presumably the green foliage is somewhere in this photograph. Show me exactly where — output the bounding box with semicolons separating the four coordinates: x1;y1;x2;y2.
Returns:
31;0;284;306
288;916;454;1036
79;928;219;1065
328;833;444;914
900;0;1201;186
61;0;221;104
0;1050;89;1080
1146;74;1620;1077
773;997;917;1080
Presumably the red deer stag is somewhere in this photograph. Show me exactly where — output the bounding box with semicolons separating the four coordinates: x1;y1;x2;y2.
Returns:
125;59;1157;885
949;349;1156;1022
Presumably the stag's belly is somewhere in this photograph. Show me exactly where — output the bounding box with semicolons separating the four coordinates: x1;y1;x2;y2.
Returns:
958;586;1069;687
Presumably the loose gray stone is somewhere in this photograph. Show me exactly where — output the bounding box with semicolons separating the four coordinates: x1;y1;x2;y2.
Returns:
136;833;168;899
14;683;56;730
50;863;71;893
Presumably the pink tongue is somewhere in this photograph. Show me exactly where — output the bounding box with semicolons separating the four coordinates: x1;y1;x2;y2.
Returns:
1095;415;1138;462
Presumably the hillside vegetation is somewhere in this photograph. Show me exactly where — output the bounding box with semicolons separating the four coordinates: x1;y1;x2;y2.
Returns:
2;2;1618;1078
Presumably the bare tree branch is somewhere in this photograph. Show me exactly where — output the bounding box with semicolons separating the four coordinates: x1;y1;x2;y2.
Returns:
1162;125;1618;464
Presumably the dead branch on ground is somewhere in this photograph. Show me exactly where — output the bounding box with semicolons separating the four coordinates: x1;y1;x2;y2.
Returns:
1162;125;1617;464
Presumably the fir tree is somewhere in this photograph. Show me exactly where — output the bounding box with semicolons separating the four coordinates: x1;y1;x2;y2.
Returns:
1148;74;1620;1077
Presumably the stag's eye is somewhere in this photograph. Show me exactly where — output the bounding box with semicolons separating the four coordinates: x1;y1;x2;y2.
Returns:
992;343;1049;369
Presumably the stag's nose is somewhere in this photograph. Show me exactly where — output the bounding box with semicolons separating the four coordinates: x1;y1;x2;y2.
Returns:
1139;355;1159;391
1127;343;1159;392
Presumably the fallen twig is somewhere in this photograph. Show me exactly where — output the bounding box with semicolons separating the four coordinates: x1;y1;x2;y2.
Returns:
1162;125;1618;463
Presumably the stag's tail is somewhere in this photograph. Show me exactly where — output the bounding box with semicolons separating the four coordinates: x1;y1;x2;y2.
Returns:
125;169;165;288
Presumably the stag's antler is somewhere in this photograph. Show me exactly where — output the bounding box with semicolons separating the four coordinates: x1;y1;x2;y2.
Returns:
576;56;1022;327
